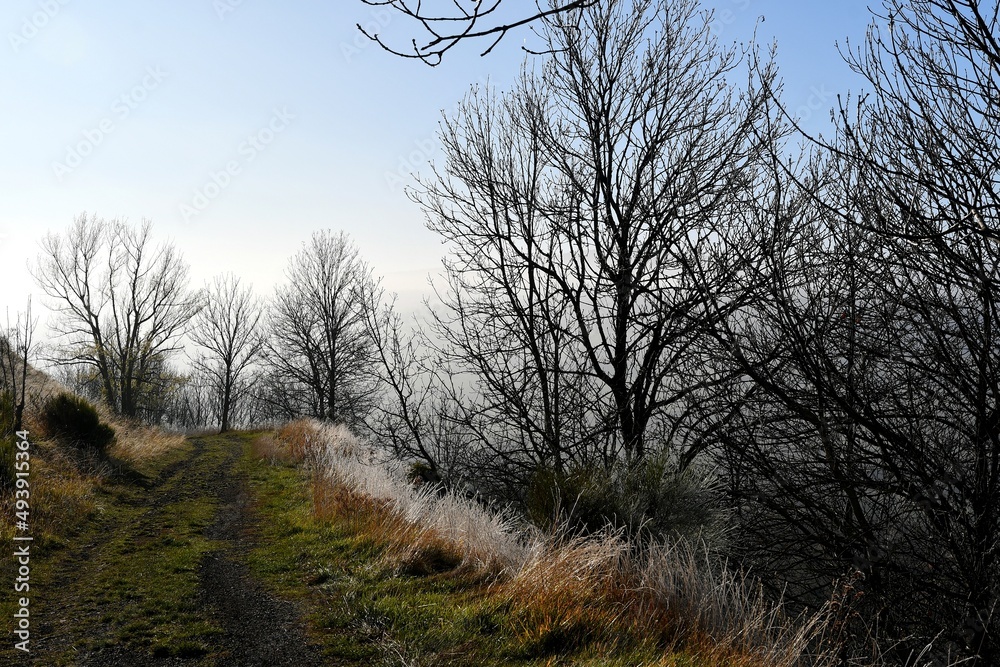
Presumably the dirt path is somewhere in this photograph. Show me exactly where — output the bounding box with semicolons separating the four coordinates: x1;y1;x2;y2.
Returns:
23;433;327;666
195;436;325;666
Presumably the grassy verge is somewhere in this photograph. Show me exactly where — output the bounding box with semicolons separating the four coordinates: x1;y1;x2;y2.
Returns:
0;422;806;666
62;439;226;659
241;432;714;666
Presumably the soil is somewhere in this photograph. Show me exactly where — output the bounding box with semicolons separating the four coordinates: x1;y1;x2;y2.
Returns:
195;437;325;666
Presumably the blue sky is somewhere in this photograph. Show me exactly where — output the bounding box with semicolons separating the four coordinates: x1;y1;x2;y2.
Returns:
0;0;876;328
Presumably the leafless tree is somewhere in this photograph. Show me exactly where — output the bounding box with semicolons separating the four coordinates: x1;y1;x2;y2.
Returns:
413;0;782;478
190;274;265;432
836;3;1000;660
241;366;306;425
705;1;1000;661
158;371;214;431
266;231;378;426
357;0;598;64
32;215;200;421
0;299;37;435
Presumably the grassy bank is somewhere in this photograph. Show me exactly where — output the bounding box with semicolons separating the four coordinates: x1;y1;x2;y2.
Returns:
243;423;829;666
0;417;833;665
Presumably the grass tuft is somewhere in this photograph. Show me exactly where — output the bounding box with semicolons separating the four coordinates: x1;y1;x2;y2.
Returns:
3;439;99;537
275;418;331;464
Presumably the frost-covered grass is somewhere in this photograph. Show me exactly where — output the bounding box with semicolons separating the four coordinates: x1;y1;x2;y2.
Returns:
274;418;903;666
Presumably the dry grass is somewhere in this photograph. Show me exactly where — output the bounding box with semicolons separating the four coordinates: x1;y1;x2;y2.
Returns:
499;532;836;666
16;360;186;464
108;421;186;462
270;420;964;666
2;365;188;545
275;418;331;464
301;420;524;578
251;432;296;464
272;419;847;666
18;364;68;436
0;439;99;541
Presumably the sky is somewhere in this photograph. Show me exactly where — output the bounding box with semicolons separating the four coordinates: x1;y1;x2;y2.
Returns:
0;0;877;337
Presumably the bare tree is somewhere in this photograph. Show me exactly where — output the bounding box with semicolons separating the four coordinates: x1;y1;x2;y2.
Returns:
413;0;781;477
242;366;306;425
833;3;1000;660
32;215;200;421
266;231;378;425
0;299;37;435
159;371;215;431
362;286;440;473
357;0;598;64
704;1;1000;661
190;274;265;432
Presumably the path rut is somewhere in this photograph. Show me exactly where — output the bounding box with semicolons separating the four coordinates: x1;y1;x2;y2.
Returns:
196;435;325;666
28;433;327;666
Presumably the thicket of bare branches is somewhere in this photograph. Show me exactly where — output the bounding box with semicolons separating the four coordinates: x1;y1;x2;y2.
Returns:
360;0;1000;662
401;0;781;506
694;1;1000;662
20;0;1000;661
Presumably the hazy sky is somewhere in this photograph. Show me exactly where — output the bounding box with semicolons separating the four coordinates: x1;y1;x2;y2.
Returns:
1;0;876;332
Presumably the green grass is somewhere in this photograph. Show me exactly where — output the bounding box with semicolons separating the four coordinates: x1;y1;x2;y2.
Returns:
0;437;227;665
0;430;719;666
240;449;520;665
71;441;226;657
239;438;710;667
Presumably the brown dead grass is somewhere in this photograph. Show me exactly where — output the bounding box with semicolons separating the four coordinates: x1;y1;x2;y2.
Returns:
2;368;187;544
306;458;817;666
311;474;467;576
291;420;840;667
275;419;327;464
16;418;186;539
251;432;295;464
256;421;952;666
108;421;185;462
28;442;100;536
0;438;99;545
496;533;827;666
281;419;464;575
499;534;648;652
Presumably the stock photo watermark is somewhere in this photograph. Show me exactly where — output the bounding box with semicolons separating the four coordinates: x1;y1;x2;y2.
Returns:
793;84;835;126
8;0;71;53
384;78;488;193
179;107;295;222
384;136;438;193
51;66;168;182
11;429;33;653
214;0;247;21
